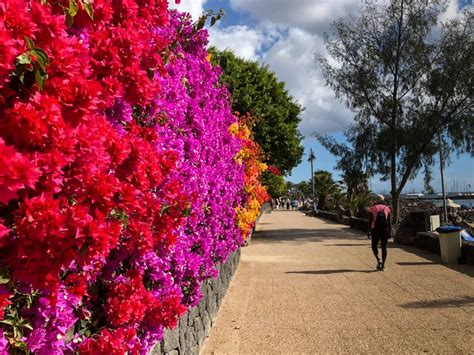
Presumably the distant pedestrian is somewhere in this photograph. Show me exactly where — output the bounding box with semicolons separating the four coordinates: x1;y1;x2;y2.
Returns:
291;199;297;210
286;198;290;210
368;195;391;271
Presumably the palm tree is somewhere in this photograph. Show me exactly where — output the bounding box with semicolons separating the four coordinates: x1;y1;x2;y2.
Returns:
313;170;341;210
341;169;369;200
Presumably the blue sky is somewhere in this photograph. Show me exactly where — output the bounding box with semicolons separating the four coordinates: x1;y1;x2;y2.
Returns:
171;0;473;193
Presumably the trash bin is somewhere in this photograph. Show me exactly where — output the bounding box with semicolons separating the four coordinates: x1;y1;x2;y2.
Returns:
436;226;462;264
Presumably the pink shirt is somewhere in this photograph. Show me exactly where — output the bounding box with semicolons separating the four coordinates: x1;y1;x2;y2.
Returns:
369;204;391;230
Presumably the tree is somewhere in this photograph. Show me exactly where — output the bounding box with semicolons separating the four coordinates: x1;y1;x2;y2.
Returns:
318;0;473;223
316;134;369;200
295;181;313;198
313;170;341;210
210;48;304;175
261;171;287;198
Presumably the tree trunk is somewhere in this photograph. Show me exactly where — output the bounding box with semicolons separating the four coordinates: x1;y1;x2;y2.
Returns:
391;190;400;232
390;151;399;224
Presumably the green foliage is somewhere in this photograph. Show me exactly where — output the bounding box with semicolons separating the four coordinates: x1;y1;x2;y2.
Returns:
108;208;129;229
423;165;435;194
286;181;312;199
261;171;287;198
64;0;94;27
13;37;50;91
294;181;313;198
316;134;369;200
318;0;473;222
209;48;304;175
0;290;39;352
345;193;372;218
313;170;341;210
193;9;224;32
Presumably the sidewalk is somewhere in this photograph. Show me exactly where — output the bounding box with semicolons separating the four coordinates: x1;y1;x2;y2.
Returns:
201;210;474;354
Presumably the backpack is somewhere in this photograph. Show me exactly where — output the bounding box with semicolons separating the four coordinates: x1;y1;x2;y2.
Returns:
374;209;389;232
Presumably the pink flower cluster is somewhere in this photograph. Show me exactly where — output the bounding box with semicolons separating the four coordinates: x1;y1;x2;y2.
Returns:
0;1;265;353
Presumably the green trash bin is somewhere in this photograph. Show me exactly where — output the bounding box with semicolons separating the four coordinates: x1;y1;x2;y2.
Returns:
436;226;462;264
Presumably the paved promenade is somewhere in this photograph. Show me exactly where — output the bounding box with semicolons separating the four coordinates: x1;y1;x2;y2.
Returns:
202;210;474;354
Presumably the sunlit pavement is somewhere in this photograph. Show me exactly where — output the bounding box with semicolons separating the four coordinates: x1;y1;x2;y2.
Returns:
201;210;474;354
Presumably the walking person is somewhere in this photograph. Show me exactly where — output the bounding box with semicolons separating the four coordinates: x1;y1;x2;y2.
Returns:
368;195;391;271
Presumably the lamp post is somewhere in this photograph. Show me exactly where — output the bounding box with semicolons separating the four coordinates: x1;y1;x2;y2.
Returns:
468;184;472;210
308;148;317;212
438;132;448;223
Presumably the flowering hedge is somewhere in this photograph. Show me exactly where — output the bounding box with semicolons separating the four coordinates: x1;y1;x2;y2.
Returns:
231;114;270;238
0;1;268;353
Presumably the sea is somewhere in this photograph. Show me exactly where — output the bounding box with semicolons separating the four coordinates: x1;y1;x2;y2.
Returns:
431;199;474;208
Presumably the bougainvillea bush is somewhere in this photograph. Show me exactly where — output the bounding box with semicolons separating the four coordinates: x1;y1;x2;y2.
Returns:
0;0;268;353
231;114;270;238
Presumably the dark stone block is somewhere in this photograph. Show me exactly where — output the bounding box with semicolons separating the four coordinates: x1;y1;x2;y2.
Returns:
187;307;198;326
208;292;217;318
349;217;369;232
198;295;206;317
414;232;440;255
461;241;474;265
193;317;204;347
202;309;211;334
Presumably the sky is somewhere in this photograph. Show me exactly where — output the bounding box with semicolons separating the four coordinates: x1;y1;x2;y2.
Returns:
170;0;474;194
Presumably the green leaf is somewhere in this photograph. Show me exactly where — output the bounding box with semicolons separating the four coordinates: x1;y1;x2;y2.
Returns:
0;319;14;327
66;12;74;27
81;0;94;20
195;16;206;31
69;0;78;17
0;275;9;284
18;319;33;330
32;49;49;70
35;70;46;90
24;36;35;50
160;204;170;216
16;53;31;65
183;207;191;217
0;267;10;284
64;325;75;344
147;68;154;79
210;16;217;27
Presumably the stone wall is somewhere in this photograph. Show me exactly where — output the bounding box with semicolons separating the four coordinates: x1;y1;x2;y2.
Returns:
151;249;241;355
317;210;339;222
349;217;369;232
414;232;441;255
415;232;474;265
395;210;440;245
315;210;350;225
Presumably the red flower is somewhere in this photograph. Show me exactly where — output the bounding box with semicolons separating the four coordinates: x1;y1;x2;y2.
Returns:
78;327;140;355
0;288;11;320
0;138;41;205
105;269;149;327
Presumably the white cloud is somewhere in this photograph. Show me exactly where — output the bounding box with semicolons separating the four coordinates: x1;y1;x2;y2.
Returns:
208;24;354;135
230;0;360;35
263;28;353;136
168;0;206;20
208;25;274;60
213;0;464;137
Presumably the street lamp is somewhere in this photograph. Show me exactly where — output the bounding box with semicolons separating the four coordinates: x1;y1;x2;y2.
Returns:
468;184;472;209
438;132;448;223
308;148;317;212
